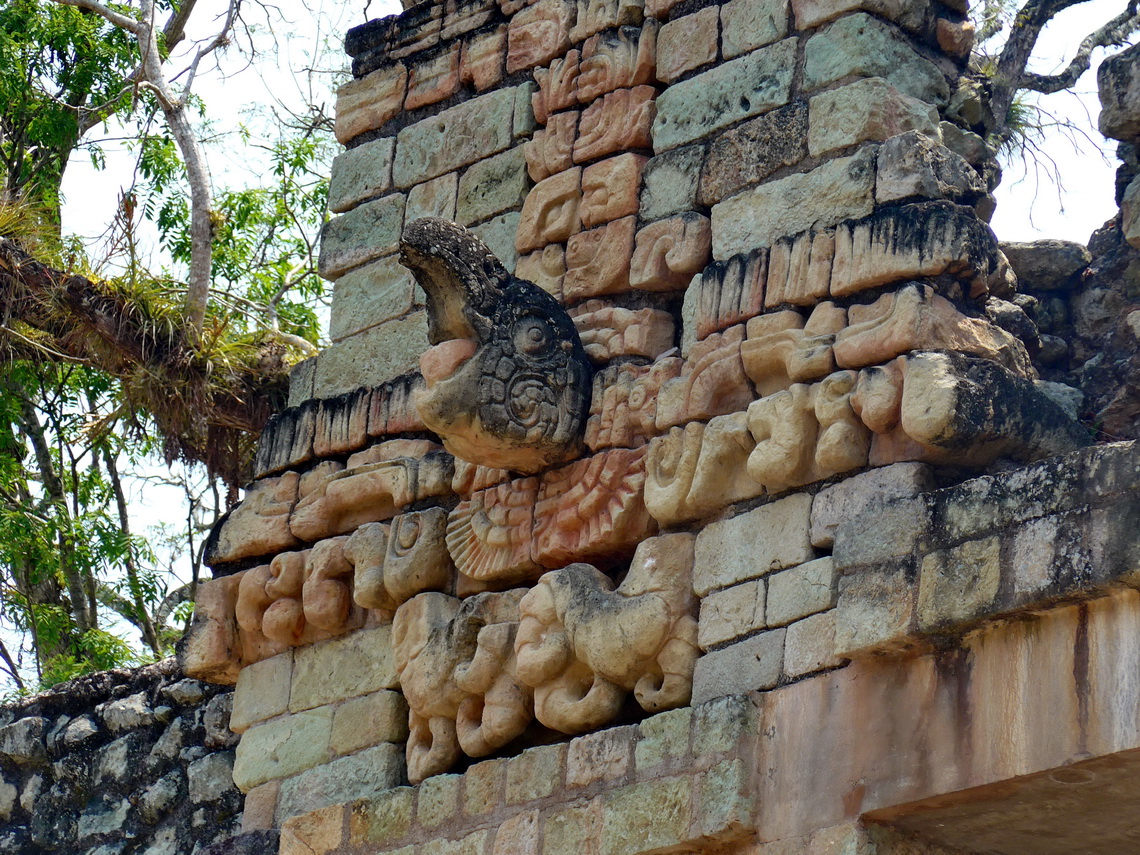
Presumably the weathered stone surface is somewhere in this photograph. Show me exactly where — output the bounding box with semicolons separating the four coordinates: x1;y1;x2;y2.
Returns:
601;777;692;855
460;25;506;91
698;579;766;650
570;300;676;362
761;230;835;308
515;245;566;298
279;804;345;855
876;130;986;203
566;727;634;787
471;211;522;274
319;194;406;280
406;172;458;222
803;14;949;104
0;718;47;766
640;145;704;221
564;216;637;300
1098;42;1140;141
574;85;656;163
711;149;876;258
766;557;836;627
232;707;333;791
586;359;676;449
406;45;461;110
1121;176;1140;250
394;88;519;188
313;313;430;397
652;39;796;152
515;166;581;253
999;239;1091;291
517;534;698;733
655;324;752;429
722;0;788;57
808;78;939;158
448;478;542;584
417;774;461;829
335;63;407;143
782;610;842;678
457;147;529;226
276;743;405;822
290;626;398;712
329;255;416;342
698;103;807;207
792;0;929;30
629;213;712;292
916;536;1002;630
330;691;408;756
657;8;719;83
693;494;815;596
524;111;578;182
581;153;646;228
695;249;767;338
532;50;581;124
811;462;933;548
505;743;565;803
507;0;575;72
188;752;236;804
328;137;395;214
692;628;786;703
206;473;301;567
231;652;293;734
578;23;657;101
833;562;915;656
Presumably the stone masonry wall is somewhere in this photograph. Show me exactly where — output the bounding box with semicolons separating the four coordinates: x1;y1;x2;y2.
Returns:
0;660;250;855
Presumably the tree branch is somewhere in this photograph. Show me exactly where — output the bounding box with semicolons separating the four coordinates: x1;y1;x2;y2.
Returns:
52;0;140;33
1021;3;1140;94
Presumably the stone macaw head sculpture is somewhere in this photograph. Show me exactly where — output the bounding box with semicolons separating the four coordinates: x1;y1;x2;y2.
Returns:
399;218;593;474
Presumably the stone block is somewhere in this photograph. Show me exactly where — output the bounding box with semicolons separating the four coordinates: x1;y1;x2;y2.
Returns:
348;786;414;846
532;50;581;124
405;44;461;110
564;216;637;301
516;245;566;298
566;726;634;787
460;25;506;91
698;102;807;207
472;211;522;273
572;0;644;41
570;300;676;363
916;536;1002;630
695;758;751;838
574;85;656;163
657;8;719;83
711;148;875;259
0;717;47;766
279;804;345;855
335;63;408;144
832;495;930;570
505;743;565;804
231;651;293;734
463;758;505;815
629;212;711;292
652;39;796;152
328;137;395;214
803;14;949;104
876;130;986;203
580;153;646;228
290;625;398;712
640;145;704;221
635;707;692;770
406;172;458;222
543;799;603;855
766;557;836;627
443;0;496;40
693;494;815;596
793;0;929;30
691;692;756;759
810;463;933;548
808;78;939;158
508;0;575;72
1009;515;1060;598
783;610;842;678
319;193;406;280
601;778;692;855
833;562;915;656
1123;176;1140;250
516;166;582;253
232;707;333;791
394;87;517;188
693;629;786;703
1098;42;1140;141
493;810;540;855
419;832;489;855
188;752;236;803
525;111;579;182
721;0;788;58
457;147;529;226
328;255;416;342
312;313;429;397
288;358;316;408
418;773;461;829
330;691;409;755
242;781;279;832
276;743;405;822
698;579;766;650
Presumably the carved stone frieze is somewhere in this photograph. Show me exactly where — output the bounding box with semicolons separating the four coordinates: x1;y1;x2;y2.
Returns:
576;23;656;103
402;218;593;474
205;473;302;567
656;324;753;429
585;359;680;450
393;589;533;783
345;507;455;610
447;477;544;585
569;300;677;363
515;533;698;733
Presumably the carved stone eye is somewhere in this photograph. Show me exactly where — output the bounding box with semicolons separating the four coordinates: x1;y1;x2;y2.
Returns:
514;317;551;356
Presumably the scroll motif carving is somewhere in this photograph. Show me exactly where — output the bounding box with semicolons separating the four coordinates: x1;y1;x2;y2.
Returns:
345;508;454;610
569;300;677;363
515;534;698;734
447;477;543;585
656;324;753;429
402;218;593;473
205;472;301;567
576;23;656;102
628;213;712;292
585;359;680;451
393;590;533;783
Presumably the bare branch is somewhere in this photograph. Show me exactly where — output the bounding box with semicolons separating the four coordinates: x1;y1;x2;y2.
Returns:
1021;3;1140;94
52;0;140;33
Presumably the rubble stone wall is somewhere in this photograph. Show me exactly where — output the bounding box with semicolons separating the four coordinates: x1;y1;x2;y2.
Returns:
0;660;252;855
